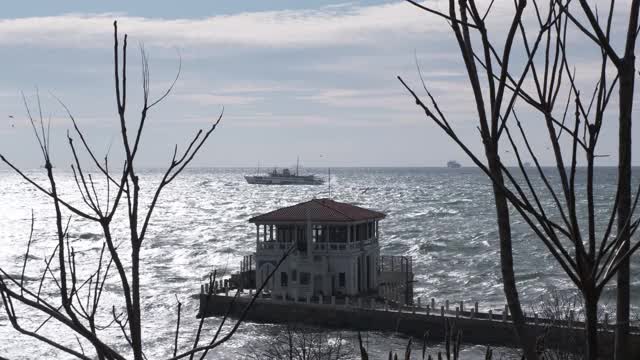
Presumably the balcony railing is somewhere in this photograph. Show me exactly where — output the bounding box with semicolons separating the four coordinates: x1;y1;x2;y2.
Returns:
257;237;378;253
313;242;347;251
257;241;291;250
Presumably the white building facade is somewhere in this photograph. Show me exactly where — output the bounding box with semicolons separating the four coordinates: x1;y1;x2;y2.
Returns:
251;198;385;300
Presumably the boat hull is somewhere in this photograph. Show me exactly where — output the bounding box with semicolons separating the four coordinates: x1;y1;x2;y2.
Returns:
244;175;324;185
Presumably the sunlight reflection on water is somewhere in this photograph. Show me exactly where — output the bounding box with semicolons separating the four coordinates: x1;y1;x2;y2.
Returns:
0;167;638;359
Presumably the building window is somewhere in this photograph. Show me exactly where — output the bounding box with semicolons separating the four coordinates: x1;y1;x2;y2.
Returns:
277;225;294;243
300;272;310;285
339;273;345;287
313;225;326;243
297;235;307;252
281;272;288;287
297;227;307;252
331;226;347;243
291;270;297;282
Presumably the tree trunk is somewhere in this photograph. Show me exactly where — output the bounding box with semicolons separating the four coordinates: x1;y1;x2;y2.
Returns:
583;287;599;360
486;149;538;360
615;57;634;360
131;247;143;360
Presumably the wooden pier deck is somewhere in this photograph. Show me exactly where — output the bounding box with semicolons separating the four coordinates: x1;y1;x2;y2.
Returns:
197;291;640;356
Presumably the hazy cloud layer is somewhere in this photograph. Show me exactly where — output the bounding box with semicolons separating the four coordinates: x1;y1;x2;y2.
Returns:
0;3;446;49
0;1;638;167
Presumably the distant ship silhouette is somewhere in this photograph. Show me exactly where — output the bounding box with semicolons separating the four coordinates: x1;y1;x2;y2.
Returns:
446;160;461;168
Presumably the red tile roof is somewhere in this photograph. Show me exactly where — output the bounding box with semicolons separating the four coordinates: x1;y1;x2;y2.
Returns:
249;198;386;223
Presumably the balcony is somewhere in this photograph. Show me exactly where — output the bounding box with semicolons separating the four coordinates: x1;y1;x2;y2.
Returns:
256;237;378;254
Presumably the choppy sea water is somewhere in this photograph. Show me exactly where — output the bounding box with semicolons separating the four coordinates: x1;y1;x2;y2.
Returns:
0;167;639;359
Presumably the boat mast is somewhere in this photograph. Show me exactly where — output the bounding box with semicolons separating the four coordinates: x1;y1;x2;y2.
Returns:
296;156;299;176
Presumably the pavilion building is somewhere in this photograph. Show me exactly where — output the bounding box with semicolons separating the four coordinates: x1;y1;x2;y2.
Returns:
250;198;410;303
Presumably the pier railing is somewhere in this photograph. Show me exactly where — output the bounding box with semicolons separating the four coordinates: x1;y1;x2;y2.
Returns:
201;255;256;293
198;285;639;336
379;255;412;273
198;291;640;356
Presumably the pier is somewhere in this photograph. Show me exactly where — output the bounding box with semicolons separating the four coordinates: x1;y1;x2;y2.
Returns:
196;289;640;356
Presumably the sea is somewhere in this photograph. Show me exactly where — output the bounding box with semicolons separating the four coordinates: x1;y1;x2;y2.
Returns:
0;167;638;359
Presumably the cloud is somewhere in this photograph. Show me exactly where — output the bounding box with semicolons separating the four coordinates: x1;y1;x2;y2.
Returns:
299;79;478;120
175;107;426;128
230;113;334;127
302;88;408;110
5;0;615;52
0;2;449;49
174;82;316;106
174;112;335;128
294;52;464;75
176;93;260;106
213;83;309;94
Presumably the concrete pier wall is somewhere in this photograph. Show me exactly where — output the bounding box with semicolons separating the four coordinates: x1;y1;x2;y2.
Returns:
198;293;640;356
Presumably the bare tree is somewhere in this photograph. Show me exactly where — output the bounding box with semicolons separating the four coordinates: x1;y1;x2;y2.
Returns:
0;21;286;359
399;1;640;359
532;289;585;360
568;2;640;358
249;323;352;360
356;320;494;360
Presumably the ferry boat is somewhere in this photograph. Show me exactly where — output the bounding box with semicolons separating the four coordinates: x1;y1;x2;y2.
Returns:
244;160;324;185
446;160;461;168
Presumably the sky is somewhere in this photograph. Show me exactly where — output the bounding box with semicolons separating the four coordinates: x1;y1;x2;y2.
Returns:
0;0;639;168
